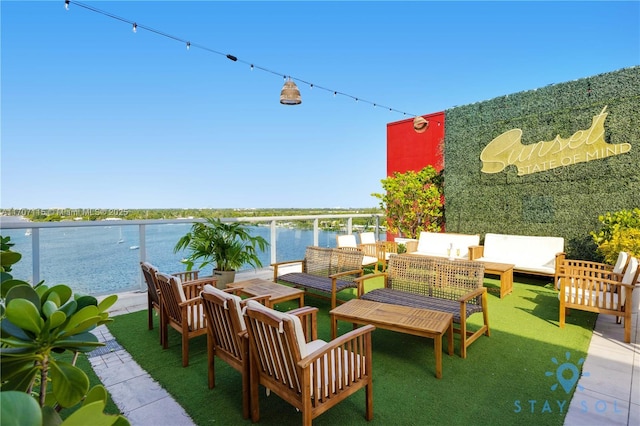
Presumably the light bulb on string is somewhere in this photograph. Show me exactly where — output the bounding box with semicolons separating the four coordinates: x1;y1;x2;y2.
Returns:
132;23;137;33
186;42;190;50
65;0;69;10
250;64;254;71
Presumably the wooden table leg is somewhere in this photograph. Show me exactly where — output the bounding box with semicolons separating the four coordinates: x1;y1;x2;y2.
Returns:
331;314;337;339
434;334;443;379
500;268;514;298
447;319;454;356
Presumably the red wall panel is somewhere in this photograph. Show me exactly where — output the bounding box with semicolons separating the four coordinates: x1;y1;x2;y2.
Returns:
385;111;446;238
386;111;445;176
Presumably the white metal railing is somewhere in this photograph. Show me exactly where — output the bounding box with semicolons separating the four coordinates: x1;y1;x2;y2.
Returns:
0;214;383;290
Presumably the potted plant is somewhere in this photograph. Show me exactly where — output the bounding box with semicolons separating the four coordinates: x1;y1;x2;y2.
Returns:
174;218;269;288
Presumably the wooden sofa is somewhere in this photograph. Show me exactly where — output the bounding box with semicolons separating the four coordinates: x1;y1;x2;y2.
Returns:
469;233;565;278
405;231;481;260
272;246;365;309
356;254;489;358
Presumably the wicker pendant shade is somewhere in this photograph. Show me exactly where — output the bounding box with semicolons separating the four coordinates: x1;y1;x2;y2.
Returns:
280;78;302;105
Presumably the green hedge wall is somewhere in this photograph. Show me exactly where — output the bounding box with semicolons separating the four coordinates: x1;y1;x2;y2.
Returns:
443;66;640;259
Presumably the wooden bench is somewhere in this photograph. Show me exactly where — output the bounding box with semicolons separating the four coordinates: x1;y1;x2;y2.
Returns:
272;246;365;309
356;254;489;358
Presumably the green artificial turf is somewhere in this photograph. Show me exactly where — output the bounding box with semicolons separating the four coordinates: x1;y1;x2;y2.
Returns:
106;276;596;426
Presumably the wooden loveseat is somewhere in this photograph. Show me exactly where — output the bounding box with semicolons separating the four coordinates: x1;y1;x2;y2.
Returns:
356;254;489;358
273;246;365;309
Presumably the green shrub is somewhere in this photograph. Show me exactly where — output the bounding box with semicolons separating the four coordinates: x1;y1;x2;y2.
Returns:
372;166;444;238
591;208;640;263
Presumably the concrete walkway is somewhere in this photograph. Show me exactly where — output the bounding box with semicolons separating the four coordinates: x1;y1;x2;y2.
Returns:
564;312;639;425
93;269;639;426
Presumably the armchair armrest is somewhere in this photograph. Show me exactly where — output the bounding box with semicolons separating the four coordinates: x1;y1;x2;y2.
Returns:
298;324;375;369
172;270;200;281
182;277;217;298
330;268;365;296
272;259;305;281
354;272;388;293
239;294;272;306
404;240;418;253
330;268;364;279
468;245;484;260
457;286;486;303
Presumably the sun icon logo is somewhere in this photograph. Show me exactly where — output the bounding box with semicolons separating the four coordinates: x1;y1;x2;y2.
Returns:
546;352;590;394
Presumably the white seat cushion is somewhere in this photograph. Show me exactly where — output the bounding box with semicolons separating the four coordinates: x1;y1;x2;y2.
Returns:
563;287;621;310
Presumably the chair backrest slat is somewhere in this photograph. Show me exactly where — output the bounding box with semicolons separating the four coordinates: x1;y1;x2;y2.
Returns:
156;272;184;324
141;262;160;306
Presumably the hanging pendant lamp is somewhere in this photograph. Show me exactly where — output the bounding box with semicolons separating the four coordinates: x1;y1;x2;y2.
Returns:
280;78;302;105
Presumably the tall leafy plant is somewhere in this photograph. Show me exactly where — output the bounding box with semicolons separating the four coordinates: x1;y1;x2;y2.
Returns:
174;218;269;272
372;166;444;238
0;235;128;425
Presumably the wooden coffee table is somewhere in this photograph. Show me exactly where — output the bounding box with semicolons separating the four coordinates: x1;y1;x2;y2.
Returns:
330;299;453;379
226;278;304;308
481;261;514;298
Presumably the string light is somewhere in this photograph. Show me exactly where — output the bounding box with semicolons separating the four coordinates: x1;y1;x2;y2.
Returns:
65;0;69;10
65;0;420;117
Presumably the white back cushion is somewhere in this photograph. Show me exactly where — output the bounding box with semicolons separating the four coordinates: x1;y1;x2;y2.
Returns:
620;257;639;306
203;284;246;330
483;233;564;267
613;251;629;275
169;274;187;302
360;232;376;245
337;234;358;248
245;300;308;357
416;232;480;256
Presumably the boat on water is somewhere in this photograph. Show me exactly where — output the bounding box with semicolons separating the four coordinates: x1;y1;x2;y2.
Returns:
25;229;32;236
129;245;139;250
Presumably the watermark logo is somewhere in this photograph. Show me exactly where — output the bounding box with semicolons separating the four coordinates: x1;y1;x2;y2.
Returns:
546;351;588;394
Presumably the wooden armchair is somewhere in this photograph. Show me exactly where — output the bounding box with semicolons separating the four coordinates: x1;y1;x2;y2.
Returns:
558;256;639;343
201;286;317;420
357;232;398;273
155;272;216;366
141;262;201;342
244;299;374;425
336;234;379;269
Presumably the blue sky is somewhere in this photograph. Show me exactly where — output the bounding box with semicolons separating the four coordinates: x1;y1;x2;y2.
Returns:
2;1;638;209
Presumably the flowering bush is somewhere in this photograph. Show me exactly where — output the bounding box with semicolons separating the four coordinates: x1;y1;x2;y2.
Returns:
372;166;443;238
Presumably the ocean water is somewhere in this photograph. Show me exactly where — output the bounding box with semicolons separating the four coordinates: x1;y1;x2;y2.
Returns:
3;224;344;296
